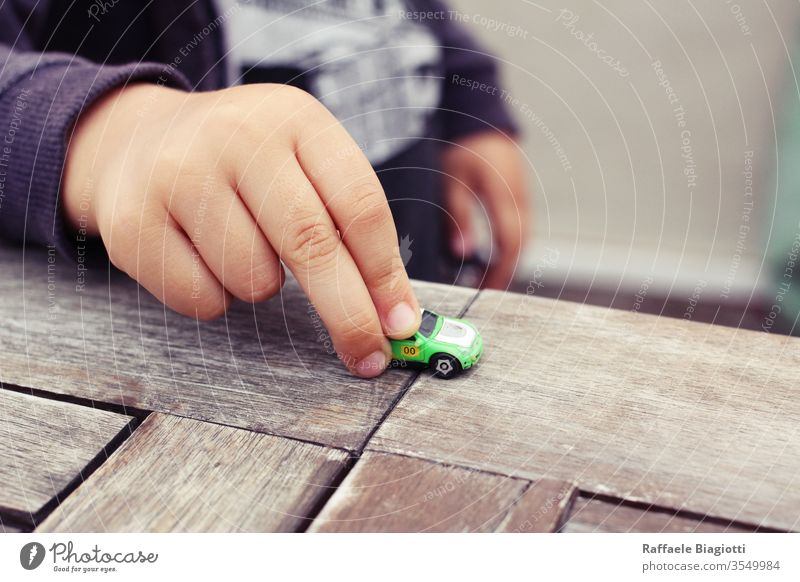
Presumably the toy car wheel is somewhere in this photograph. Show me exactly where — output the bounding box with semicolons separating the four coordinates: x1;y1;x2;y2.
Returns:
431;354;461;379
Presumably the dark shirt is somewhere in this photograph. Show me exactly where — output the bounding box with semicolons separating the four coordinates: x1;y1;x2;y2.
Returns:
0;0;515;282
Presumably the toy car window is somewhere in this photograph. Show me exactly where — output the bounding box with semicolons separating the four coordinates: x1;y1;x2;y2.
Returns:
418;310;438;337
440;321;467;338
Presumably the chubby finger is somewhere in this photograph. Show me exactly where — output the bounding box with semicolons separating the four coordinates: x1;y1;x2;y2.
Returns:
167;180;285;303
294;112;420;339
237;153;392;378
102;204;231;319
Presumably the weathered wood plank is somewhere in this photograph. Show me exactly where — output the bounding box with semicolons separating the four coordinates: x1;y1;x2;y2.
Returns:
309;451;527;532
372;289;800;531
0;389;132;517
562;497;754;533
0;246;474;449
36;413;349;532
493;479;577;533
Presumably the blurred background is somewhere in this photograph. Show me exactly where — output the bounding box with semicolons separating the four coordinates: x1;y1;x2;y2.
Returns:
449;0;800;331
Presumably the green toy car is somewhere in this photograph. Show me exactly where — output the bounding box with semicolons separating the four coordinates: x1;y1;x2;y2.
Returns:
390;309;483;379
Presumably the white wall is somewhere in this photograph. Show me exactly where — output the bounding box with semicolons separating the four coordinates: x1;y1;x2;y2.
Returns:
447;0;800;299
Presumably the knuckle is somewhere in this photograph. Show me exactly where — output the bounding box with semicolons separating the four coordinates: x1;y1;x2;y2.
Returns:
192;302;227;321
283;215;340;268
344;181;390;234
278;87;329;130
334;309;379;347
232;262;284;303
104;216;141;272
105;242;130;275
276;85;320;112
190;290;229;321
280;84;315;103
370;259;407;295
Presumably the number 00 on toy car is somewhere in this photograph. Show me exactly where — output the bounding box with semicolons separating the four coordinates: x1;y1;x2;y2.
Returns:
389;309;483;379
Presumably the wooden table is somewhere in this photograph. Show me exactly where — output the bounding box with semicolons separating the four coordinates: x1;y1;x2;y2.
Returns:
1;246;798;533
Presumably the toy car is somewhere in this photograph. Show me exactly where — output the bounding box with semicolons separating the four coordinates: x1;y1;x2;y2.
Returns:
389;309;483;379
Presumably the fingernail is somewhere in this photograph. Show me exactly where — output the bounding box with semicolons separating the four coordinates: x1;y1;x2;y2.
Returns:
386;302;417;336
355;351;387;378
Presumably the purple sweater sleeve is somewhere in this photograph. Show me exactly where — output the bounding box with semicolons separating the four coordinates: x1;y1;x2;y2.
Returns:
416;0;519;141
0;46;191;261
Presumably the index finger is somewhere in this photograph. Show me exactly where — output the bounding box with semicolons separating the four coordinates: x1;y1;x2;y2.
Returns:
238;155;392;378
294;113;421;339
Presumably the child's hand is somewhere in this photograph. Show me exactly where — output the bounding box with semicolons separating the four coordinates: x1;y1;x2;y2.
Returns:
63;83;421;378
442;131;529;289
